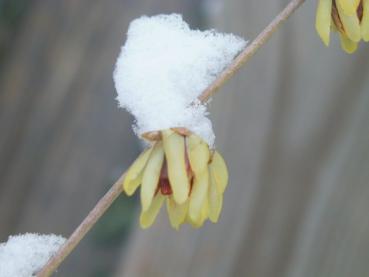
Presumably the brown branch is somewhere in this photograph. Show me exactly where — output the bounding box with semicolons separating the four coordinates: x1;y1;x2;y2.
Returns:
35;173;125;277
198;0;306;102
36;0;306;276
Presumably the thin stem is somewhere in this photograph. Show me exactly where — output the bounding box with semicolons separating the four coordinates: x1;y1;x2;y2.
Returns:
198;0;306;102
36;0;305;276
36;173;125;277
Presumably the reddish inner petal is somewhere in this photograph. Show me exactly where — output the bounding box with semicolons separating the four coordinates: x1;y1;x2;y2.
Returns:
358;2;363;22
332;1;344;34
157;159;173;195
160;179;172;195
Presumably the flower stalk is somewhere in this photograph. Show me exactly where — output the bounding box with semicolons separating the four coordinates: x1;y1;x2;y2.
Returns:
36;0;306;276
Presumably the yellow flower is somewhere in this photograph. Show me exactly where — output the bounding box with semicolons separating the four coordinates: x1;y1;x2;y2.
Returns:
316;0;369;53
123;128;229;230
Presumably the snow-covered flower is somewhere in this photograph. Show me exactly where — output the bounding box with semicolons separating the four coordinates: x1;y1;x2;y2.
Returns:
113;14;244;229
123;128;228;229
316;0;369;53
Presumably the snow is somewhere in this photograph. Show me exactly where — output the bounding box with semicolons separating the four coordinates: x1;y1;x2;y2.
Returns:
0;233;66;277
114;14;246;147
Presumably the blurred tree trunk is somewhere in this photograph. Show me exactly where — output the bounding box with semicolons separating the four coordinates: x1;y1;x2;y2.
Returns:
115;1;369;277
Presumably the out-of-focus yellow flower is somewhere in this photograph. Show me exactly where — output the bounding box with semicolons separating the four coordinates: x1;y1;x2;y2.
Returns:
123;128;229;230
316;0;369;53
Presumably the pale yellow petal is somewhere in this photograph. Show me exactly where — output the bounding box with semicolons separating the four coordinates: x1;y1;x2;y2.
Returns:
362;0;369;41
141;142;164;211
209;151;229;194
123;147;153;196
189;170;209;221
337;0;361;15
186;134;210;174
208;167;223;223
331;18;338;32
166;197;188;230
339;32;358;53
162;129;190;204
186;134;210;221
140;194;165;229
337;1;361;42
316;0;332;46
187;198;208;228
200;198;209;222
186;214;201;228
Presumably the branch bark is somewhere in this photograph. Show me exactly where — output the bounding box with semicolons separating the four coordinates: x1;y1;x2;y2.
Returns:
198;0;306;102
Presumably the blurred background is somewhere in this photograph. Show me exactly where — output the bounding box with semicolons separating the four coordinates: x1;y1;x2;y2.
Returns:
1;0;369;276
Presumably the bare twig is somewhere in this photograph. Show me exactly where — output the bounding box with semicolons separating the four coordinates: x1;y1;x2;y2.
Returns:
36;0;306;276
35;173;125;277
198;0;306;102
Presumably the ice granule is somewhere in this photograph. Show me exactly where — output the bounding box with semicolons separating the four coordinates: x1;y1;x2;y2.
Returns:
114;14;246;147
0;233;66;277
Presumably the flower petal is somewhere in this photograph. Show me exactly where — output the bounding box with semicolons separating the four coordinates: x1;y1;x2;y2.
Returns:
187;197;208;228
187;134;210;221
199;199;209;225
141;142;164;211
208;166;223;223
362;0;369;41
189;170;209;222
123;147;153;196
316;0;332;46
162;129;190;204
339;32;358;53
209;151;229;194
337;0;361;15
166;197;188;230
337;1;361;42
140;194;165;229
186;134;210;173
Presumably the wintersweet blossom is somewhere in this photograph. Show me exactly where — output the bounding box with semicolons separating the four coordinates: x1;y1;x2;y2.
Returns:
316;0;369;53
123;128;228;229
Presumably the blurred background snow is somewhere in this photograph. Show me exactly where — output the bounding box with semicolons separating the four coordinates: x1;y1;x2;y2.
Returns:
0;0;369;277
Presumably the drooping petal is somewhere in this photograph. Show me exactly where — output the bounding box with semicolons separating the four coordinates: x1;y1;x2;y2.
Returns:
141;142;164;211
186;134;210;173
337;1;361;42
166;197;188;230
209;151;229;194
337;0;361;15
186;213;199;228
187;134;211;221
362;0;369;41
189;170;209;221
162;129;190;204
123;147;153;196
140;194;165;229
316;0;332;46
199;198;209;225
339;32;359;53
187;197;208;228
208;166;223;223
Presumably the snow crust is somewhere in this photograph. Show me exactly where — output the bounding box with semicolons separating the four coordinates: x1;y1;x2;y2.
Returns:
114;14;246;146
0;233;65;277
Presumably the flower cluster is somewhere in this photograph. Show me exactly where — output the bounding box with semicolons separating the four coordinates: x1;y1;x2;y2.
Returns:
123;129;228;229
316;0;369;53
